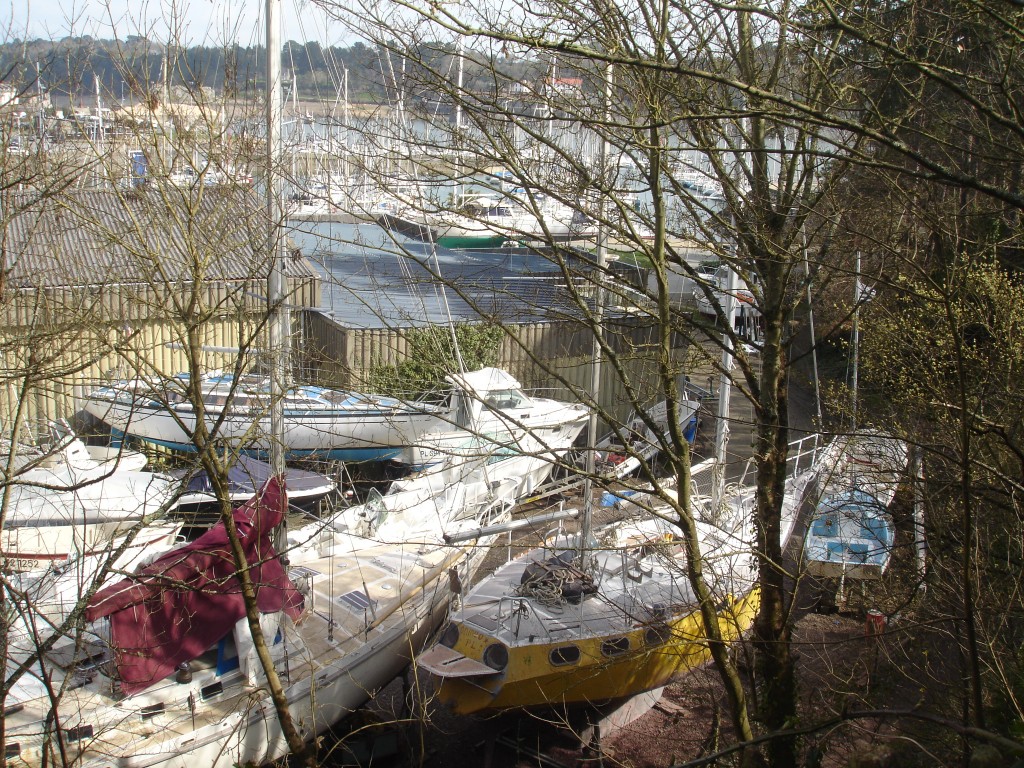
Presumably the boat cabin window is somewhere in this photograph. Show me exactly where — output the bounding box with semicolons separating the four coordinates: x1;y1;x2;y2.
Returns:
201;681;225;700
549;645;581;667
460;197;510;218
140;703;166;721
65;725;94;743
484;389;526;410
455;395;469;425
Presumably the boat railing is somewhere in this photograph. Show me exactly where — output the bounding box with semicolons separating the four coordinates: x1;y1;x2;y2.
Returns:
494;595;553;641
733;432;824;489
683;378;713;404
686;434;822;524
689;456;717;491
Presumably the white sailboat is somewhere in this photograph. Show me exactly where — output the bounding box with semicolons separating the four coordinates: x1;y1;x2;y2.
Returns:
84;366;587;467
82;371;447;463
379;188;598;249
1;420;181;572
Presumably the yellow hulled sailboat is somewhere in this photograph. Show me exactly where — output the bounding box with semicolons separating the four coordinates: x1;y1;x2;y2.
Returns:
417;448;816;714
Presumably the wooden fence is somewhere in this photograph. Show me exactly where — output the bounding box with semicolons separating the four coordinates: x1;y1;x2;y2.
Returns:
300;309;691;427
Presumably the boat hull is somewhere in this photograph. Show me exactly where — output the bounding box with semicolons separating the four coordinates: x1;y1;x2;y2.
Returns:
84;398;442;462
1;520;182;573
424;588;760;714
2;422;179;571
377;208;596;250
377;212;509;249
83;367;584;467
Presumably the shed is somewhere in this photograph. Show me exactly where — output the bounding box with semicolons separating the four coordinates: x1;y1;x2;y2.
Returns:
1;186;320;438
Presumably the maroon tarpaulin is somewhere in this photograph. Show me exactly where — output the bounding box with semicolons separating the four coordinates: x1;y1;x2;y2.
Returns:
85;476;304;695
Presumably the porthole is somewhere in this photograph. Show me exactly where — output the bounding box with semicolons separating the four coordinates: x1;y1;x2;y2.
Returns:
645;626;670;647
200;681;224;700
601;637;630;657
549;645;581;667
483;643;509;671
65;725;94;743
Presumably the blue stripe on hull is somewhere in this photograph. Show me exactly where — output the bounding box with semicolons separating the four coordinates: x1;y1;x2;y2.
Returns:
110;429;406;463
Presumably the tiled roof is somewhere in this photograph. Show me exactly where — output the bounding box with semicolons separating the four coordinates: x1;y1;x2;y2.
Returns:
4;186;319;290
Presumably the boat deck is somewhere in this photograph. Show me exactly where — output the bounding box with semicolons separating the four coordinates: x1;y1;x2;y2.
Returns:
458;531;700;649
4;533;473;767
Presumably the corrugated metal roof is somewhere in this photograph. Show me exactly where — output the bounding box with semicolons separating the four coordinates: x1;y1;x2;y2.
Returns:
4;187;320;290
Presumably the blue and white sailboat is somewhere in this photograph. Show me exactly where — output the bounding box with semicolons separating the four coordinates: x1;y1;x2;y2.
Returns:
803;254;908;580
83;367;587;467
803;431;908;579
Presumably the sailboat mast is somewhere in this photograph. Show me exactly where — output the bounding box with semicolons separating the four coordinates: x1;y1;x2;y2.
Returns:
36;62;45;147
580;64;613;566
803;232;823;427
95;75;104;149
454;39;464;135
711;260;739;511
266;0;290;479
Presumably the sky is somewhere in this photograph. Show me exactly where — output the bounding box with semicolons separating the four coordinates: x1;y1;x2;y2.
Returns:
9;0;350;46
